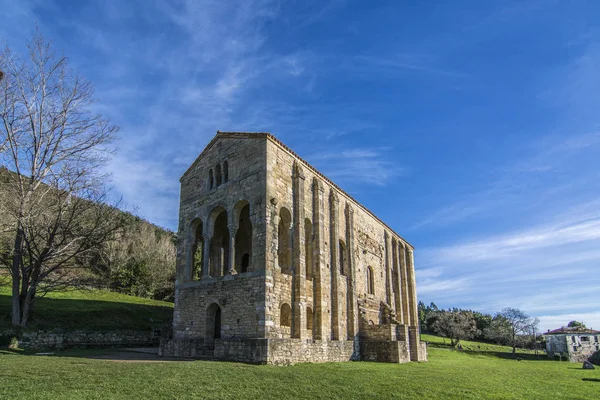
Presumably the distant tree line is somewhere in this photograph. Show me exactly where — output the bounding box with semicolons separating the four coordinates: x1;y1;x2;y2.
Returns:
419;301;541;354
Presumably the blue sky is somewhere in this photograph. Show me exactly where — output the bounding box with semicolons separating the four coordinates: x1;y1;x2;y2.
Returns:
2;0;599;332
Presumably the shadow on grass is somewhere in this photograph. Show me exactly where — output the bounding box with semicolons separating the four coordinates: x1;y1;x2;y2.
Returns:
0;294;172;331
469;351;549;362
2;346;192;363
582;378;600;382
0;348;26;355
431;347;550;361
38;348;193;362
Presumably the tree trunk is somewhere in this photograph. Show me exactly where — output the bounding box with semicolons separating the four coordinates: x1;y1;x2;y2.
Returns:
10;226;24;326
512;331;516;356
19;286;36;327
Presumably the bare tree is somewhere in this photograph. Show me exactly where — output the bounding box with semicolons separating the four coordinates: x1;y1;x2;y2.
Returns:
485;308;539;355
0;32;123;327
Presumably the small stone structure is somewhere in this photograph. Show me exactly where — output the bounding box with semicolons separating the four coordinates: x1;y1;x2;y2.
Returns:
545;326;600;362
160;131;427;364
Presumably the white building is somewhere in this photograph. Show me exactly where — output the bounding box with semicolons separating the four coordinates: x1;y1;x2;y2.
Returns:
545;326;600;362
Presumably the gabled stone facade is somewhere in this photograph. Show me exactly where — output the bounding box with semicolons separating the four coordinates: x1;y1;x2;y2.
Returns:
545;326;600;362
160;131;427;364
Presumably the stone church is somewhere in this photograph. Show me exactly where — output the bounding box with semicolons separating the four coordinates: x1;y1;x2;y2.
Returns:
160;131;427;364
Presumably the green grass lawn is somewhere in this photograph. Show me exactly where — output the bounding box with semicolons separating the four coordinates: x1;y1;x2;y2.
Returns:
0;346;598;399
0;286;173;331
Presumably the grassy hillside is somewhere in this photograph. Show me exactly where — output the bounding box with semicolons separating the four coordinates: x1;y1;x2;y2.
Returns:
0;346;598;399
0;286;173;331
421;333;539;356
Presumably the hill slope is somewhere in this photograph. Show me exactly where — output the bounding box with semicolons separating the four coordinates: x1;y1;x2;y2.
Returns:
0;287;173;331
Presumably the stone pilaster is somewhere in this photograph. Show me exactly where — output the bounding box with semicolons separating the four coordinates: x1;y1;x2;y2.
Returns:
392;239;404;325
227;224;237;274
384;231;393;306
329;190;340;340
202;235;211;279
406;248;418;327
312;178;325;340
399;243;410;325
291;162;306;339
269;198;280;273
183;234;192;283
345;203;358;339
408;326;421;361
406;247;423;361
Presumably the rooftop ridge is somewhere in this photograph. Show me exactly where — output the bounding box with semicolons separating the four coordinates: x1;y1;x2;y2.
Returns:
181;130;413;248
546;326;600;335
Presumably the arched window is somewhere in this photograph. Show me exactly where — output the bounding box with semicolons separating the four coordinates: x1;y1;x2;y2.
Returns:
280;303;292;327
215;164;222;186
209;208;229;277
305;219;313;279
306;307;313;330
241;254;250;273
339;240;347;276
367;266;374;295
190;219;203;280
235;203;252;273
209;169;214;189
223;161;229;182
278;207;292;274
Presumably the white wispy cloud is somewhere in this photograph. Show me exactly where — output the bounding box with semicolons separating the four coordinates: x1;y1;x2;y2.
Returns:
425;216;600;265
417;277;469;296
351;54;466;79
537;312;600;333
412;129;600;231
308;148;408;186
416;198;600;325
49;0;313;229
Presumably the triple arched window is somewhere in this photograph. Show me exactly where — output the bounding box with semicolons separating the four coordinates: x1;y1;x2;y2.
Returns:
208;161;229;189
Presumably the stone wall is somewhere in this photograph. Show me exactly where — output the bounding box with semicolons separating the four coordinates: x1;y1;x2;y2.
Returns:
4;330;158;350
264;136;426;361
159;338;210;358
266;339;355;365
360;323;397;341
360;340;410;363
173;272;265;340
176;133;267;286
214;338;268;363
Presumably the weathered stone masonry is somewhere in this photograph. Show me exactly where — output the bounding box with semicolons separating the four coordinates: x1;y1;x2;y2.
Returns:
160;131;427;364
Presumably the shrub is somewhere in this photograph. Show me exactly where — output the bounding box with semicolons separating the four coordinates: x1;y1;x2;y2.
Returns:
8;336;19;349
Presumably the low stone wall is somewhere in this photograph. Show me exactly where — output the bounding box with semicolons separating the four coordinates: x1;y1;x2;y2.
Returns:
214;338;268;363
159;338;209;358
266;339;355;365
160;337;356;364
360;340;410;363
2;330;159;350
